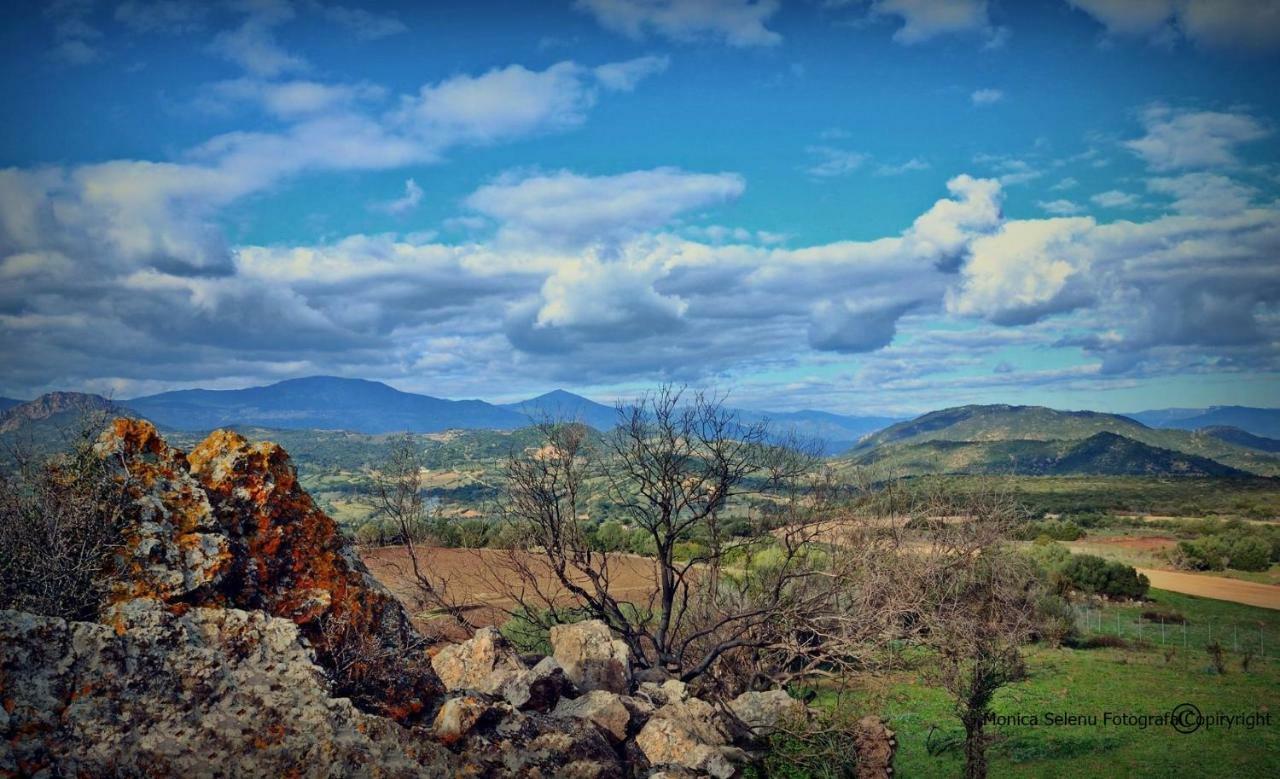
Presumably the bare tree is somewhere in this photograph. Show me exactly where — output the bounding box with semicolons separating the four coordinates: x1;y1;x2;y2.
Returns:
366;434;474;635
496;387;917;693
0;412;132;620
907;479;1042;779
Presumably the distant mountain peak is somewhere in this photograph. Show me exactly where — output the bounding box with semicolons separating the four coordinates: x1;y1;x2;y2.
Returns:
0;392;125;434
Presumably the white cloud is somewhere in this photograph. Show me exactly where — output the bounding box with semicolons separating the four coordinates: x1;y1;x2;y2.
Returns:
1090;190;1139;208
398;62;601;146
871;0;995;44
593;55;671;91
1067;0;1280;51
466;168;745;246
1051;177;1079;191
376;179;424;216
1146;172;1258;215
1125;106;1270;170
805;146;869;177
1038;199;1084;215
575;0;782;46
971;88;1003;106
946;217;1097;324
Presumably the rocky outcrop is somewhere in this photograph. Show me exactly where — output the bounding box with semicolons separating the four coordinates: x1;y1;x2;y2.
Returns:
95;419;440;722
0;601;453;778
1;420;889;777
550;619;633;694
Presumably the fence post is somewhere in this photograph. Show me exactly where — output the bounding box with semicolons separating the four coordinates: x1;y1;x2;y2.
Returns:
1161;618;1165;644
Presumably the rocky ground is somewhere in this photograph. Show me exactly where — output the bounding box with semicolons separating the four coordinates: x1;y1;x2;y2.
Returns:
0;419;894;777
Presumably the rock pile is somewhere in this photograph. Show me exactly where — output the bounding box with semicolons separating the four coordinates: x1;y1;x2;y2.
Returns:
0;420;895;777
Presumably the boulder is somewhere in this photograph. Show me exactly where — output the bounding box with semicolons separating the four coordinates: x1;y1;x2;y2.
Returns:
0;601;455;778
550;620;632;694
431;627;526;693
553;690;633;742
727;690;808;733
633;697;744;779
637;679;691;707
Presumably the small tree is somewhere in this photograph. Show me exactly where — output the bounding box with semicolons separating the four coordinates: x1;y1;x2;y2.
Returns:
366;434;473;634
911;481;1042;779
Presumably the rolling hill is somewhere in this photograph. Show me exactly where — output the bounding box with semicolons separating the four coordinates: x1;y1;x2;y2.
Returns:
846;431;1248;477
1199;426;1280;454
126;376;530;433
1130;406;1280;439
844;405;1280;476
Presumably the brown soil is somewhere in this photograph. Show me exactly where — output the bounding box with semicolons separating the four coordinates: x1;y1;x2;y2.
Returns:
1135;568;1280;610
1079;535;1179;552
360;545;660;633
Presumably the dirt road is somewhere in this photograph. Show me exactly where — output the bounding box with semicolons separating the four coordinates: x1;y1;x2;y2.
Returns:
1136;568;1280;610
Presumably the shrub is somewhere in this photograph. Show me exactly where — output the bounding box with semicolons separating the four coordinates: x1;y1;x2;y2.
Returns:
1016;519;1084;541
1025;538;1072;575
1141;608;1187;625
1205;640;1227;674
1056;554;1149;599
592;520;630;552
0;427;131;621
1034;593;1077;647
1178;532;1273;572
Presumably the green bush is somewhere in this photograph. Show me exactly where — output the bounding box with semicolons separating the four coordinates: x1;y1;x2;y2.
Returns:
1056;554;1149;599
1016;519;1084;541
1178;531;1273;572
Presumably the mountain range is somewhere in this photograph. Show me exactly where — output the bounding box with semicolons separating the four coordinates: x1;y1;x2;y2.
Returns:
1128;406;1280;439
3;379;1278;478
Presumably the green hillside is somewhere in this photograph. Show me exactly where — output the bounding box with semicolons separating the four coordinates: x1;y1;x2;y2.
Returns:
846;431;1249;477
845;405;1280;476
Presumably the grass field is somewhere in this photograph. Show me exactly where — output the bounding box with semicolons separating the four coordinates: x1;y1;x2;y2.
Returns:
831;589;1280;778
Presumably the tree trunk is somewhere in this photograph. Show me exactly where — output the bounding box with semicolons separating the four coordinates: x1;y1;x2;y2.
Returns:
962;709;987;779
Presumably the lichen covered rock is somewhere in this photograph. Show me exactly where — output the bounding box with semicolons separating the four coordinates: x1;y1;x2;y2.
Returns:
0;602;454;778
95;419;442;722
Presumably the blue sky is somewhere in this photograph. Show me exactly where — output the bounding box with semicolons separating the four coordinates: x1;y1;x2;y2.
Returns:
1;0;1278;415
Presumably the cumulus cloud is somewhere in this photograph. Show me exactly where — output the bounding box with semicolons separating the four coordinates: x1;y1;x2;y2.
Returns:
947;217;1098;324
395;59;663;147
1067;0;1280;51
575;0;782;46
465;168;745;246
1125;105;1270;170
